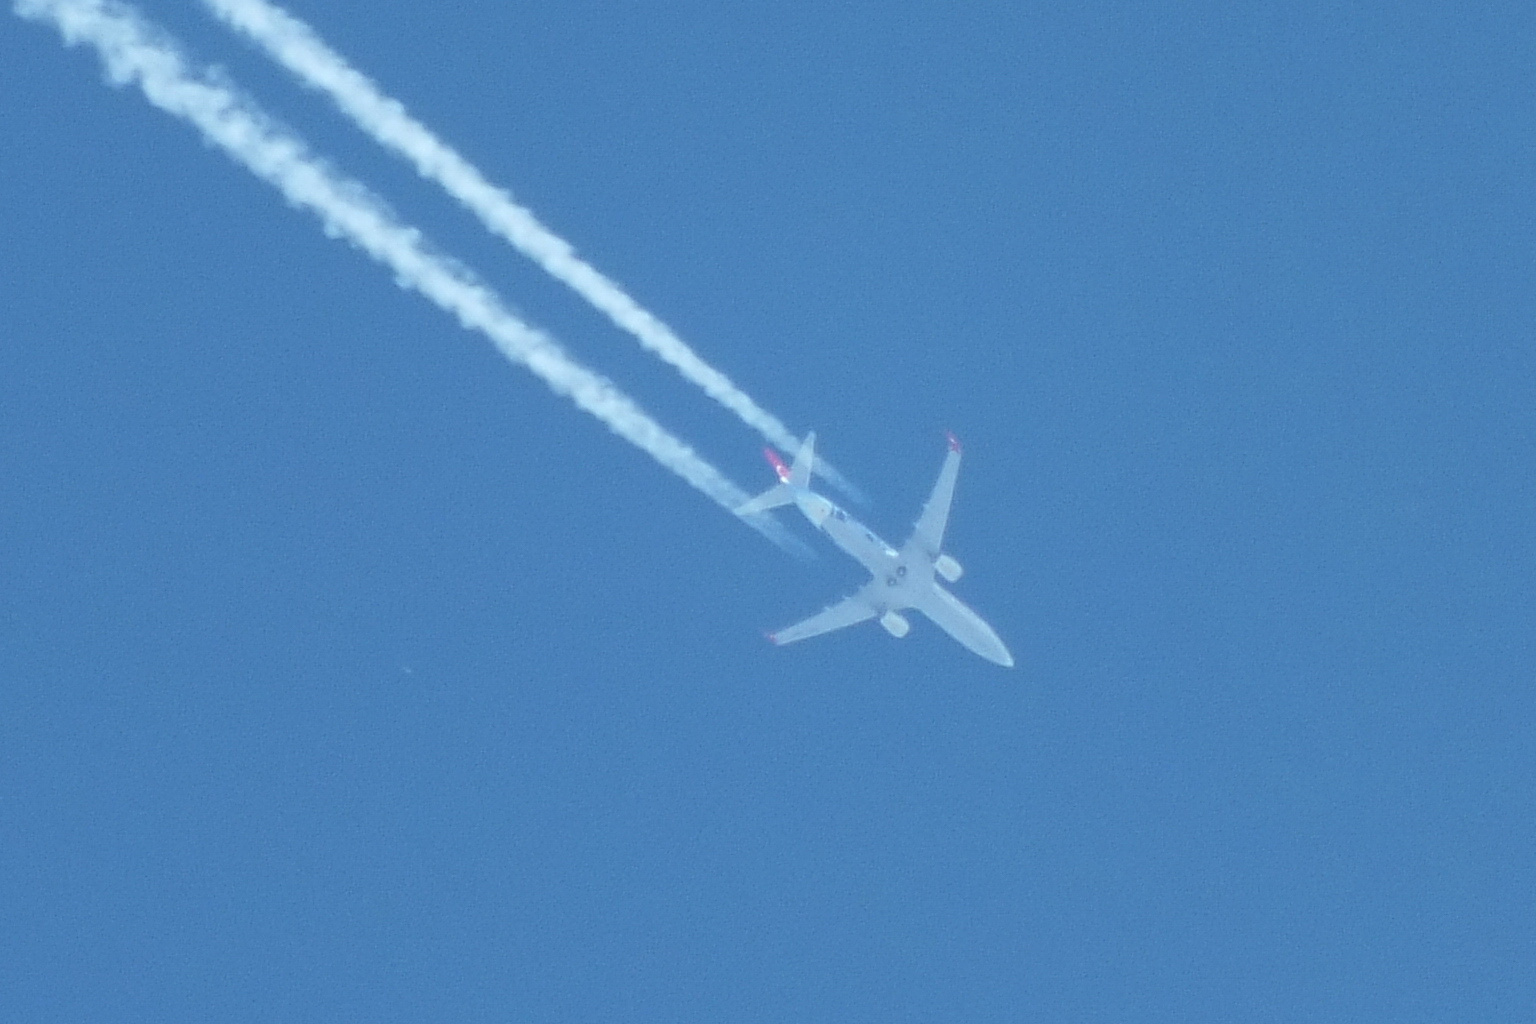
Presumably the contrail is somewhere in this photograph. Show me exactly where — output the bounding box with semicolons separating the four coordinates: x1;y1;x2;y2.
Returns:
198;0;864;503
16;0;808;555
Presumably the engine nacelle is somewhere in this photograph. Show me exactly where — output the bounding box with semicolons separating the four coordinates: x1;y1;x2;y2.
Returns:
879;611;911;638
934;553;964;582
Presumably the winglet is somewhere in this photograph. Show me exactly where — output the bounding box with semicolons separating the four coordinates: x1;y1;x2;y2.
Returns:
763;447;791;482
946;430;962;453
764;630;781;645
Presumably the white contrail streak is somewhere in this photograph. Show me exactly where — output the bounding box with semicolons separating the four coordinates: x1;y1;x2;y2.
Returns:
199;0;863;502
16;0;806;553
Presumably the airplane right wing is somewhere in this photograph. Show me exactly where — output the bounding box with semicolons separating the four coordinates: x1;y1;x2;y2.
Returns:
906;432;962;557
768;584;879;646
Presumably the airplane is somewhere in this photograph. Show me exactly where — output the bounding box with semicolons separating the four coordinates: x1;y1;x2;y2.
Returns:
738;431;1014;667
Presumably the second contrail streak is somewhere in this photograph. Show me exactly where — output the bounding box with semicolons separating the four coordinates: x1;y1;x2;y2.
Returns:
199;0;862;501
17;0;804;552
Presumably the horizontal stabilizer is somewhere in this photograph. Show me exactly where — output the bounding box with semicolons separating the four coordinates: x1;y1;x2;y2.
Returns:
788;432;816;489
736;482;794;517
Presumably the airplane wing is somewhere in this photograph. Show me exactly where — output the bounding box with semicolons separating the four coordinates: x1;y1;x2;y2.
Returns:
906;432;962;557
768;584;879;646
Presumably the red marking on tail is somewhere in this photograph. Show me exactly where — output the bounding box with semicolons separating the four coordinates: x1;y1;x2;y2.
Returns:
946;430;962;453
763;447;791;482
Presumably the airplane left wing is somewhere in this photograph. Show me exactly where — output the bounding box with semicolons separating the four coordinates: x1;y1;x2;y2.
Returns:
906;432;962;557
768;585;878;646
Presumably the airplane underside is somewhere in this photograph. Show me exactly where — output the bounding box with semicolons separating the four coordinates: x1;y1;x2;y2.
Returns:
747;431;1014;669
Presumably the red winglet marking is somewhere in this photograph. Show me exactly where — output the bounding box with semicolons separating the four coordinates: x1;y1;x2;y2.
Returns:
764;630;780;645
763;447;791;482
946;430;962;453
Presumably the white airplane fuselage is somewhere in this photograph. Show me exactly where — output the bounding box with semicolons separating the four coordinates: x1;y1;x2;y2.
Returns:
779;461;1013;667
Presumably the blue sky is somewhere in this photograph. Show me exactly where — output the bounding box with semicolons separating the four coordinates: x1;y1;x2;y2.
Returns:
3;2;1533;1020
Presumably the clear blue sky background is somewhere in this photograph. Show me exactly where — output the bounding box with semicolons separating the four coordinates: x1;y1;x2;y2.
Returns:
3;2;1532;1021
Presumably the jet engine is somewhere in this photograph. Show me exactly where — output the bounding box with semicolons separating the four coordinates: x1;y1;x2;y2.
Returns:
880;611;911;638
934;553;964;582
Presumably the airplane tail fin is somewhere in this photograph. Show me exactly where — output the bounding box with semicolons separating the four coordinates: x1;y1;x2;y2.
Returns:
788;432;816;489
737;431;816;516
736;482;795;516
